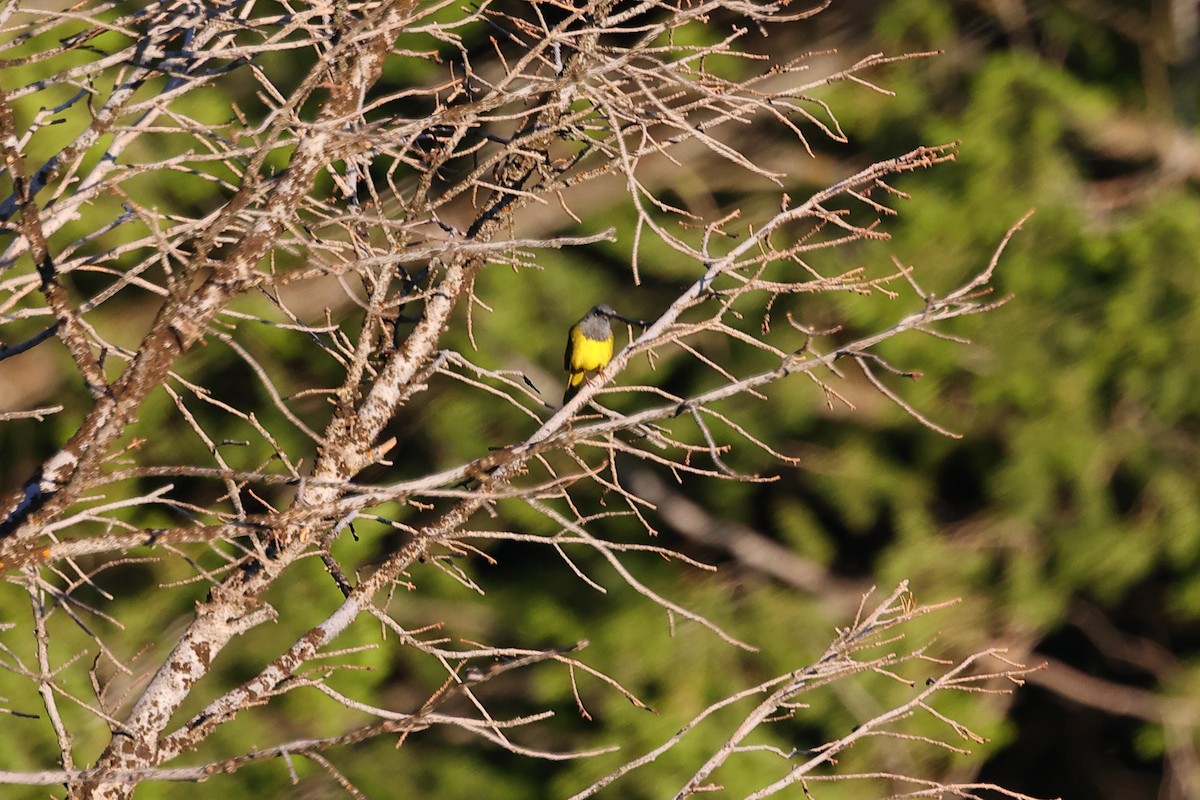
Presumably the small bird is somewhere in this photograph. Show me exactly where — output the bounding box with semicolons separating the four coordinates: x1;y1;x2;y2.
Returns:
563;304;618;404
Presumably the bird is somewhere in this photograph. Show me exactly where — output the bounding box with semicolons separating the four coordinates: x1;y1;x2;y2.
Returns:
563;304;618;404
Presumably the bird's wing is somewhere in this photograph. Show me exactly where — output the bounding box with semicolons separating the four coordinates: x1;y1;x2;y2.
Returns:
563;325;576;373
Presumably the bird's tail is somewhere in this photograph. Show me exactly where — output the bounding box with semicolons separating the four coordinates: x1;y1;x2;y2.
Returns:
562;371;586;404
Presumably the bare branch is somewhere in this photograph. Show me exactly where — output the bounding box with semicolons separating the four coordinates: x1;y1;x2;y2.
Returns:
0;2;1032;797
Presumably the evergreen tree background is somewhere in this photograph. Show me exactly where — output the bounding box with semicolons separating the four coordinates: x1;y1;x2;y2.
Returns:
0;1;1197;798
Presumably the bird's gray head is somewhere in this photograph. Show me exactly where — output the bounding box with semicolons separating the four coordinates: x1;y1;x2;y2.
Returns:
578;304;615;340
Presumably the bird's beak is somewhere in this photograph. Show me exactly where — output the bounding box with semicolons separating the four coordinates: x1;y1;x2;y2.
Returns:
607;311;648;327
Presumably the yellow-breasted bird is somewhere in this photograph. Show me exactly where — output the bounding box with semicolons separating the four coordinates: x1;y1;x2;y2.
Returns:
563;303;619;404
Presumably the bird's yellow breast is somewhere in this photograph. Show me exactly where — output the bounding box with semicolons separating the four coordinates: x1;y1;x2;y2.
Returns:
568;327;614;373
